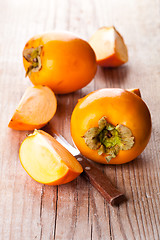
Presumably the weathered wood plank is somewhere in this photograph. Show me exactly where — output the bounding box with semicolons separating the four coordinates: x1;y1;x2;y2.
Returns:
0;0;160;239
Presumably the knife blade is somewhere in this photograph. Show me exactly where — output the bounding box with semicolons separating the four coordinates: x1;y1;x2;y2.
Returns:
43;125;126;206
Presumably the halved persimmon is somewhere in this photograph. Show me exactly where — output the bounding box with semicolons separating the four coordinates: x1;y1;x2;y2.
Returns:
8;85;57;130
23;31;97;94
19;130;83;185
89;26;128;67
71;88;151;164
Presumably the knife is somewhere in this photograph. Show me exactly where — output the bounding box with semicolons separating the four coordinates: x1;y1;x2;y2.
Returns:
43;125;126;206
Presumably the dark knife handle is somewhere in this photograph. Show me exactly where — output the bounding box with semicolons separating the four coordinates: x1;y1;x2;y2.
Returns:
76;154;126;206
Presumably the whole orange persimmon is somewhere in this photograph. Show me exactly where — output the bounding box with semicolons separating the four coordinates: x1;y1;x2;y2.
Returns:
71;88;151;164
23;31;97;94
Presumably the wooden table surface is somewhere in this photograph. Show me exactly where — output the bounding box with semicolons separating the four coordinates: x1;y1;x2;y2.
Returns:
0;0;160;239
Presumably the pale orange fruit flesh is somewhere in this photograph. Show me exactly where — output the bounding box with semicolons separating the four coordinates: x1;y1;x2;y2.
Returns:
8;85;57;130
19;130;83;185
89;26;128;67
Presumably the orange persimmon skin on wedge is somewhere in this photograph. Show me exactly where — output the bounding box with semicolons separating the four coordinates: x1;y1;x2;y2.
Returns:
19;130;83;185
71;88;151;164
23;31;97;94
8;85;57;130
89;26;128;67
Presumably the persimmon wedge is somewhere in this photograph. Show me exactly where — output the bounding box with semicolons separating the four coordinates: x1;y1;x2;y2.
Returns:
8;85;57;130
19;130;83;185
89;26;128;67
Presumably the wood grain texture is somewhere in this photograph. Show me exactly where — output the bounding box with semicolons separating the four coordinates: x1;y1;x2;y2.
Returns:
0;0;160;239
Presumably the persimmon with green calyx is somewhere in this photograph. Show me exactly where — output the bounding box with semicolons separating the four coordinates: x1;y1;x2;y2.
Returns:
8;85;57;130
83;116;134;162
23;31;97;94
71;88;151;164
19;130;83;185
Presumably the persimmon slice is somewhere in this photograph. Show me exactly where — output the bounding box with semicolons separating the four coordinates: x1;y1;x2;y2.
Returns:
89;26;128;67
127;88;141;98
19;130;83;185
8;85;57;130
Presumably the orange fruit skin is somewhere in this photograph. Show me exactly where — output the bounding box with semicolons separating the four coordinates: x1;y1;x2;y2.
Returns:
23;31;97;94
71;88;152;164
19;130;83;185
8;121;45;131
97;53;126;67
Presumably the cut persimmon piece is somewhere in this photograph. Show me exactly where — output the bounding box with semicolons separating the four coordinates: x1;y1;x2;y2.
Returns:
89;26;128;67
19;130;83;185
127;88;141;98
8;85;57;130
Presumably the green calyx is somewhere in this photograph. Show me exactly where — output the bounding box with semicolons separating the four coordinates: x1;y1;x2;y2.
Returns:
83;116;134;163
23;46;43;77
